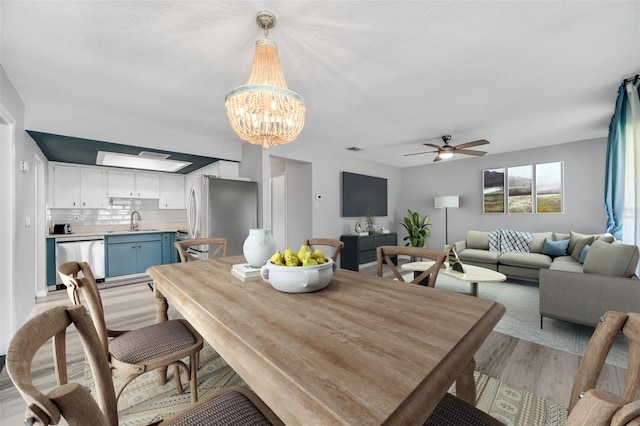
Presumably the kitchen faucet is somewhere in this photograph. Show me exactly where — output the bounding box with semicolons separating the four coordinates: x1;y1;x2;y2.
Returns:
130;210;142;231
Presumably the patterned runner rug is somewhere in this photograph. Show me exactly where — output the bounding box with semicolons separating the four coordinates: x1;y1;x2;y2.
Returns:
86;344;567;426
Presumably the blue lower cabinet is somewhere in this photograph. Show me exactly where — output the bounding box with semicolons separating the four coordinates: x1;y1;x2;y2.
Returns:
161;232;177;264
46;238;56;286
137;241;163;272
107;243;139;276
105;233;164;277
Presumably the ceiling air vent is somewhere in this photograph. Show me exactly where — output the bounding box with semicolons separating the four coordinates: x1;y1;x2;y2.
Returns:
138;151;170;159
346;146;364;152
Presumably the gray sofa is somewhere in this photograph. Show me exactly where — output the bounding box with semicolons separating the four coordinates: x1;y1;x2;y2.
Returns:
454;230;640;327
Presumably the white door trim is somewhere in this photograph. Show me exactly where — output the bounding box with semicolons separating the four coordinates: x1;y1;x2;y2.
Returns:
0;103;16;355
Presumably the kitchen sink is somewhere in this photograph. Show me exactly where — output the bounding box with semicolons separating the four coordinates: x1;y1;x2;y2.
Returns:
105;229;159;233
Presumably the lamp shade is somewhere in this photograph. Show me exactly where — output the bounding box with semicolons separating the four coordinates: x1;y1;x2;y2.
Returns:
434;196;459;209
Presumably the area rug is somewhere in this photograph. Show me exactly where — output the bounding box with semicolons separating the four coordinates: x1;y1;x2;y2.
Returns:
427;273;628;368
86;343;567;426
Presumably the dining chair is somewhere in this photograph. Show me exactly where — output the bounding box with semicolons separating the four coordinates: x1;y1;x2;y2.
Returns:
57;261;203;404
6;304;284;426
305;238;344;262
564;311;640;425
174;237;228;262
376;245;446;287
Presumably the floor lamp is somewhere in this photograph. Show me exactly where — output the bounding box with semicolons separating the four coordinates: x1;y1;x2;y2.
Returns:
434;196;460;246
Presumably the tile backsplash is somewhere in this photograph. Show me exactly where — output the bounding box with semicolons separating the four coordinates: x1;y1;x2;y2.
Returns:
48;198;187;228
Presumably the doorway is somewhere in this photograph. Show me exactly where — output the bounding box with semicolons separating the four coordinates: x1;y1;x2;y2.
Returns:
269;157;312;250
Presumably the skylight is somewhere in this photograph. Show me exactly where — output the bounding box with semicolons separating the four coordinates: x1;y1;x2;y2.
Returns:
96;151;191;172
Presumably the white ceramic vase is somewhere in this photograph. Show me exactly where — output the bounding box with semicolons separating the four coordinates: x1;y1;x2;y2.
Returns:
243;229;277;267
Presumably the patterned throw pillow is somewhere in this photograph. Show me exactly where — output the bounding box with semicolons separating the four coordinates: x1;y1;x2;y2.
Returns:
498;229;533;253
488;230;501;252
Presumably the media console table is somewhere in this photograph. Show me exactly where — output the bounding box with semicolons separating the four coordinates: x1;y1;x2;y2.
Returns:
340;232;397;271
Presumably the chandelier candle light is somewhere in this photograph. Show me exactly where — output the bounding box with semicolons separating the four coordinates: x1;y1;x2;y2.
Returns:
225;11;306;149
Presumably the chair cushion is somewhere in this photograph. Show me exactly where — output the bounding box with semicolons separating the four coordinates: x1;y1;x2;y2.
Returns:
583;240;640;277
109;320;197;364
423;393;504;426
163;390;273;426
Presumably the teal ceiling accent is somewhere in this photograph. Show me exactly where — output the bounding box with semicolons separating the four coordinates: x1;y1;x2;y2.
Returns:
27;131;226;174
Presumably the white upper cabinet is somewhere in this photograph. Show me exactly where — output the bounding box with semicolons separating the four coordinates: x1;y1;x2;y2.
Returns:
135;172;160;199
80;168;108;208
52;165;108;208
159;174;185;209
107;170;135;198
107;170;160;199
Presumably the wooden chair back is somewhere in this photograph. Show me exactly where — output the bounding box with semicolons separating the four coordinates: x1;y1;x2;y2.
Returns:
175;237;228;262
6;305;118;426
57;261;110;358
305;238;344;262
376;245;445;287
566;311;640;425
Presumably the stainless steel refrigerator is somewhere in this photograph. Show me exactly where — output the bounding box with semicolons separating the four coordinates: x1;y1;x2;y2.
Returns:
187;177;258;257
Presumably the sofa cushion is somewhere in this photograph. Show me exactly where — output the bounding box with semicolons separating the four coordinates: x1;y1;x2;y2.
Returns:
542;238;570;257
530;232;553;253
550;255;584;273
583;239;640;277
553;232;570;241
570;235;595;261
498;252;552;269
595;233;615;243
467;231;490;250
458;248;499;264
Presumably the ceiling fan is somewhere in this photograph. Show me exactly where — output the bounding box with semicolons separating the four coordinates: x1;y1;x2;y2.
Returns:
404;135;490;162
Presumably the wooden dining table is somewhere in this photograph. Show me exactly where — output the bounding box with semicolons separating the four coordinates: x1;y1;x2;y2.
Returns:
147;255;505;425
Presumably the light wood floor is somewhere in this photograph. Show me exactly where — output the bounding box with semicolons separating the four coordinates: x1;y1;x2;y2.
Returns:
0;267;633;424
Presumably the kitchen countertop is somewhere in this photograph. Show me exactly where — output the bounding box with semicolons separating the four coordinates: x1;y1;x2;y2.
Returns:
47;224;186;239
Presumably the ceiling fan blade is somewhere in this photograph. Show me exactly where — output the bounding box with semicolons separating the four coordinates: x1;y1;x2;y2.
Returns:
455;149;487;156
453;139;490;149
433;155;442;162
422;143;443;150
404;150;438;157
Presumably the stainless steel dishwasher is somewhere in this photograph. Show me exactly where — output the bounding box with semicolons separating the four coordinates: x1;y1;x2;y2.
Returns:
55;235;105;285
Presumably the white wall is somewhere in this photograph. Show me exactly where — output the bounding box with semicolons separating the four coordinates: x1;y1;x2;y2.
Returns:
1;66;45;353
260;142;404;243
401;138;609;250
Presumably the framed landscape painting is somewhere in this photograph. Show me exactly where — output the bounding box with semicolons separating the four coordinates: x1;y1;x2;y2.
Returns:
507;165;533;214
483;168;505;213
536;161;564;213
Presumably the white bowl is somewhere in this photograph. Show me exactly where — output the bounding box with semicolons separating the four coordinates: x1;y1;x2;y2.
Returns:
260;259;336;293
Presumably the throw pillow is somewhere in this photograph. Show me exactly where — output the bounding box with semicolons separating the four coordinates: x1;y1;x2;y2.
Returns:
498;229;533;253
578;244;590;264
529;232;553;253
583;239;640;277
467;231;490;250
571;236;595;261
542;238;570;257
488;230;501;252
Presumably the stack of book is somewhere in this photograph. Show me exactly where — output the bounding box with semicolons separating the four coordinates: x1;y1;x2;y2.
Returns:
231;263;262;282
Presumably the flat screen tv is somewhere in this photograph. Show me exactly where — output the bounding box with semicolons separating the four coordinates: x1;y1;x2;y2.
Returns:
341;172;388;217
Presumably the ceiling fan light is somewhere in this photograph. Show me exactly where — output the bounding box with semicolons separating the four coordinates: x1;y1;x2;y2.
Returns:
439;151;454;160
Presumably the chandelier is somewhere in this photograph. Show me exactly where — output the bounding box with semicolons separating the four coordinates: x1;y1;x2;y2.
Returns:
225;11;306;149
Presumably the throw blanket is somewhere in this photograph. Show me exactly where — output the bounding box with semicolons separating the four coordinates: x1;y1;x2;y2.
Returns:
489;229;533;254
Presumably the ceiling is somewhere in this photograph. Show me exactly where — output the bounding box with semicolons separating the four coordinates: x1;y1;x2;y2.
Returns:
2;1;639;169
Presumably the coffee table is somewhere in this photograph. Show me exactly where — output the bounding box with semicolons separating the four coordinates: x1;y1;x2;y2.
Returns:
402;261;506;296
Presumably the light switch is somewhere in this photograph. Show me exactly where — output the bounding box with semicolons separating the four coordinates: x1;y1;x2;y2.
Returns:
25;217;31;228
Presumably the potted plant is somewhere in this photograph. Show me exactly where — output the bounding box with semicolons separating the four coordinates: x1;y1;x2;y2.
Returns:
400;209;431;247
